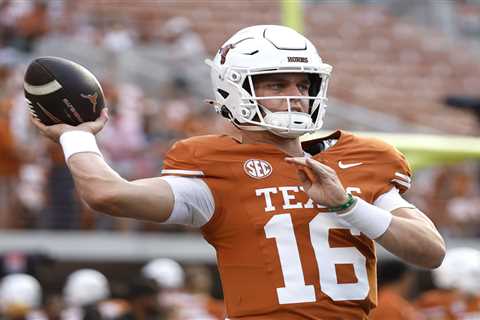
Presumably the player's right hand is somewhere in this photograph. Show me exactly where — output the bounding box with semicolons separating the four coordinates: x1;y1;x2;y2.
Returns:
31;108;109;143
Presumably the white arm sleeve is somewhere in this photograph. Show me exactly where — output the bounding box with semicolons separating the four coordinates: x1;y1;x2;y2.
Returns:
160;175;215;227
373;187;416;212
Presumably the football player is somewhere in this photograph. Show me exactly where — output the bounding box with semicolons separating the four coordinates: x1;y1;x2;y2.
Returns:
32;25;445;319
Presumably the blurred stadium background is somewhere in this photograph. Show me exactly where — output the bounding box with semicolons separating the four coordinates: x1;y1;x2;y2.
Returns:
1;0;480;319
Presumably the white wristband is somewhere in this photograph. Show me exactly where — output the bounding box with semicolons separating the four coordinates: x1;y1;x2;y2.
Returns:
337;197;393;239
59;131;103;162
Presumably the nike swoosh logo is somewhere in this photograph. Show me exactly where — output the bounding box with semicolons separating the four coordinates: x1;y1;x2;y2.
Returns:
338;161;363;169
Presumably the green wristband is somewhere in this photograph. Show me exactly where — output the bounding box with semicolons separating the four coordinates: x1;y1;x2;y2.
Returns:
327;193;357;212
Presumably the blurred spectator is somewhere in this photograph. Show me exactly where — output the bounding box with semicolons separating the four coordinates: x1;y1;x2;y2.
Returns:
408;163;480;237
10;0;49;53
161;16;208;96
62;269;110;320
445;165;480;236
97;81;148;180
0;252;54;280
141;258;185;291
0;1;30;48
416;247;480;319
43;294;63;320
41;141;80;230
5;63;49;229
0;273;44;320
370;260;423;320
142;259;224;320
96;299;130;320
103;21;135;81
16;163;47;227
183;264;225;320
0;252;29;277
103;22;134;55
113;277;173;320
0;95;21;228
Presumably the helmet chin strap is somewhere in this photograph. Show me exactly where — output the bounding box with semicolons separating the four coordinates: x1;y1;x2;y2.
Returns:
206;99;267;132
260;102;314;138
233;112;313;138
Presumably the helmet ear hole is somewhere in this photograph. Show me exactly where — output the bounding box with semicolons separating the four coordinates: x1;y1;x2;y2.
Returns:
220;106;232;119
310;106;320;122
308;74;321;101
217;89;229;99
242;78;252;95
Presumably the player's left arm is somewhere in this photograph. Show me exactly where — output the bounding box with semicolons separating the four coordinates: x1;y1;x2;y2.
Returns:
376;206;445;269
285;156;446;269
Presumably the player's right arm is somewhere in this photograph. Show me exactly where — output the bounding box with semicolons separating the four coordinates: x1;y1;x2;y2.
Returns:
31;109;175;223
67;154;174;222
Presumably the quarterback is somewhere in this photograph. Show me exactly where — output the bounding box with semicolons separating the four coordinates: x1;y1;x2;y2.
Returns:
32;25;445;319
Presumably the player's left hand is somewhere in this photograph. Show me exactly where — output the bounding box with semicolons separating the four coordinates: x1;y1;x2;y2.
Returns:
285;157;348;208
31;108;109;143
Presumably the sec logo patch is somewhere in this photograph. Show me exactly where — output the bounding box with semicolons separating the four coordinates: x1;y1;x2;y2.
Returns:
244;159;272;179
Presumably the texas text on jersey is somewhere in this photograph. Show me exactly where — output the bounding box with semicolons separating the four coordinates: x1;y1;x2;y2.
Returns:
161;130;412;320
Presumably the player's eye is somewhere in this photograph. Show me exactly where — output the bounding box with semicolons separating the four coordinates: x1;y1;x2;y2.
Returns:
298;83;310;93
267;83;284;91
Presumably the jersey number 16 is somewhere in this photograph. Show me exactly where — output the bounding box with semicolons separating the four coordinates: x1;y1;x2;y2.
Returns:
264;212;370;304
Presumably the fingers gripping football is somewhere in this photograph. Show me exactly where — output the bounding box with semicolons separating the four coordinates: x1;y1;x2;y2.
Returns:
285;157;349;208
77;108;109;134
31;108;109;143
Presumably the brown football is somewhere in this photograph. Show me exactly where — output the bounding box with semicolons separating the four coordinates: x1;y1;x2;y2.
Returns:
24;56;105;126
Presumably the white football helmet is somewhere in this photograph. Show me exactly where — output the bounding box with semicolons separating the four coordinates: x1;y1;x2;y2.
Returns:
141;258;185;289
0;273;42;315
206;25;332;138
433;247;480;295
63;269;110;307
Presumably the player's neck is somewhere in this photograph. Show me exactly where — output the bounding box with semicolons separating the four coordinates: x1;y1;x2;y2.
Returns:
240;130;304;157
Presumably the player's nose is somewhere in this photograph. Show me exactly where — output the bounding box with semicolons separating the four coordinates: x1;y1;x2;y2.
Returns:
289;101;307;113
285;85;308;112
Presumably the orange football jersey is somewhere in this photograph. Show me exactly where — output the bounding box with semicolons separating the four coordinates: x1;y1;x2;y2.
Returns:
162;130;411;319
